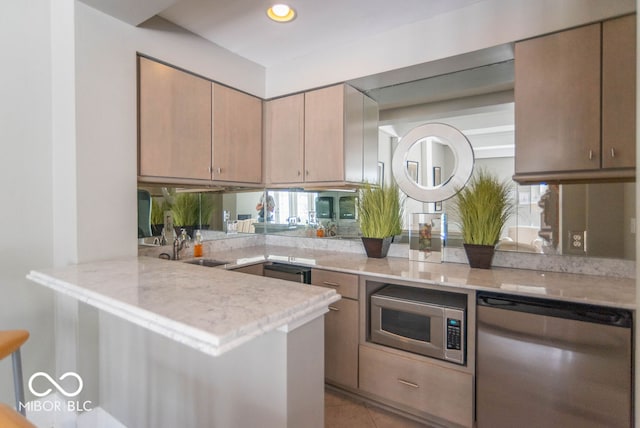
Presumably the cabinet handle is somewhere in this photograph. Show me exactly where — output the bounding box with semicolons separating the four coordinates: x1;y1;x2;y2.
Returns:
611;148;616;158
216;167;222;174
305;170;309;176
328;306;340;311
297;170;301;176
397;378;419;389
322;281;340;288
588;150;593;160
208;166;212;173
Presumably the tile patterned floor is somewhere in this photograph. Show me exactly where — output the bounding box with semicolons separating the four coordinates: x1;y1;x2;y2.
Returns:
325;388;433;428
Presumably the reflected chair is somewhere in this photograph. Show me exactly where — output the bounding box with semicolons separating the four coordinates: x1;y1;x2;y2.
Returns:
0;330;29;415
0;402;35;428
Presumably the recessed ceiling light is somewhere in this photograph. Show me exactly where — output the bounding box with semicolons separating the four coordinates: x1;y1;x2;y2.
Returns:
267;4;296;23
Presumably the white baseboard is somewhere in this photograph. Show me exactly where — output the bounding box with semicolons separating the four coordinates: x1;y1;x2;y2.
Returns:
24;394;126;428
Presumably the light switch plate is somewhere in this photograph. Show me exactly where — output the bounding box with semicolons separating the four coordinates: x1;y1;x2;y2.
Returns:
567;230;587;254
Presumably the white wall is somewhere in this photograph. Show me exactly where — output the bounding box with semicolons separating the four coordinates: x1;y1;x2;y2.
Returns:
0;0;267;410
0;0;56;406
266;0;635;96
74;3;266;262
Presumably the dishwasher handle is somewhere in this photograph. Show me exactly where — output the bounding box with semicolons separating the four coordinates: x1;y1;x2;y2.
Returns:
477;292;632;328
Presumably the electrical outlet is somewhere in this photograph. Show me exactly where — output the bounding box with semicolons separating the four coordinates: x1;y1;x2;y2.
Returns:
567;230;587;254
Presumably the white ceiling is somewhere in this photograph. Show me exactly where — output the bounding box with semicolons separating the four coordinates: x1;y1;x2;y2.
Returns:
157;0;486;68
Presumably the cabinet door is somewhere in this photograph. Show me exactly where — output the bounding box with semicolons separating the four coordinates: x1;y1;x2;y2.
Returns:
265;94;304;184
304;85;345;182
212;83;262;183
515;24;601;175
311;268;358;300
362;95;380;184
324;298;359;389
344;85;364;183
138;57;212;180
602;15;636;169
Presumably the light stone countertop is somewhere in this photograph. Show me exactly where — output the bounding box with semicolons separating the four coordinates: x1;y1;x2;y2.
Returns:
207;245;636;310
26;244;636;360
27;256;340;357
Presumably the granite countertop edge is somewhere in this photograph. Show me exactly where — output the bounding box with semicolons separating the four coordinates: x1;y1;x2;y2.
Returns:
26;259;341;357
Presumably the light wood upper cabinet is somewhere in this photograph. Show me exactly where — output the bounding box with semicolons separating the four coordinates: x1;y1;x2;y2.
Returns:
138;57;263;185
602;14;636;169
305;84;346;182
265;84;378;186
362;95;380;184
514;23;601;176
212;83;263;183
514;15;636;184
264;93;305;183
138;57;212;181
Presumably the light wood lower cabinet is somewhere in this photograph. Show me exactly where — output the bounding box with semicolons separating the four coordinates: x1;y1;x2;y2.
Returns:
311;268;359;389
311;268;358;300
359;345;473;428
324;298;358;389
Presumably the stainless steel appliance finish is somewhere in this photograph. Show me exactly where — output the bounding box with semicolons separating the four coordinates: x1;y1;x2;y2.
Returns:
476;292;632;428
263;263;311;284
370;285;466;365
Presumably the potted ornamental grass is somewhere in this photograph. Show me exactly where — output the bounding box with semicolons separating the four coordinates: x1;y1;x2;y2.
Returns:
358;183;403;258
451;169;513;269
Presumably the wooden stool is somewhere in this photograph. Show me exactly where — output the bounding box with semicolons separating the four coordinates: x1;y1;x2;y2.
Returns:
0;403;35;428
0;330;29;415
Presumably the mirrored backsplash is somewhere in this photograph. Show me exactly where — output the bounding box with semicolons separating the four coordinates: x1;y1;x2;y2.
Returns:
138;180;635;261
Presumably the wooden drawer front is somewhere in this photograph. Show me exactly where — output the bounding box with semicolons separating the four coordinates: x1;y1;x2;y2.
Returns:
359;345;473;428
325;298;359;389
311;269;358;300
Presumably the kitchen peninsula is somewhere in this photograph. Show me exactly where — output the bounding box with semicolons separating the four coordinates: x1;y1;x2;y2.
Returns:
27;257;340;428
27;240;635;427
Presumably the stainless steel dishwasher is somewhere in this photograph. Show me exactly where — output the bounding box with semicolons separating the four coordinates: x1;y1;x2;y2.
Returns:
263;263;311;284
476;292;632;428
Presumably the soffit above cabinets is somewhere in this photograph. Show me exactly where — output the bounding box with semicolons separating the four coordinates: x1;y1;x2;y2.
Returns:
79;0;485;67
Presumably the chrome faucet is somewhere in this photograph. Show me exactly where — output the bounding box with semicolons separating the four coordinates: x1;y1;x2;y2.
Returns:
173;229;190;260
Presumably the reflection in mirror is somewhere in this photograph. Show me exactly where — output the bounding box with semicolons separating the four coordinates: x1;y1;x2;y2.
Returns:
391;123;474;203
255;190;360;238
137;187;362;244
405;137;455;188
367;49;631;261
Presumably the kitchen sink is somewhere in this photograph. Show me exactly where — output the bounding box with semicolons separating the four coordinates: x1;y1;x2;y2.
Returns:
183;259;228;268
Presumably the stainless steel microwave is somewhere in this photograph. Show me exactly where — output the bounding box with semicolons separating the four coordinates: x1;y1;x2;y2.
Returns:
370;285;467;365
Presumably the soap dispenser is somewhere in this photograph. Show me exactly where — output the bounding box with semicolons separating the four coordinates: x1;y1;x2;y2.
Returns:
193;230;203;257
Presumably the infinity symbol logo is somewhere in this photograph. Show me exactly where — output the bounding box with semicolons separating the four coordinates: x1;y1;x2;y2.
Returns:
28;372;83;398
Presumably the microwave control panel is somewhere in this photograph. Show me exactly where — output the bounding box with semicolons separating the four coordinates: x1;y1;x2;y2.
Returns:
443;307;465;364
446;318;462;350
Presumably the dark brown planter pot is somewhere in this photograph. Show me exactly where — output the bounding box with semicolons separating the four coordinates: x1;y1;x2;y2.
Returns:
362;237;393;258
463;243;495;269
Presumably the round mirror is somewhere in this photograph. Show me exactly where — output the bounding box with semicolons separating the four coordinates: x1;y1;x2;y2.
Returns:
392;123;474;202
